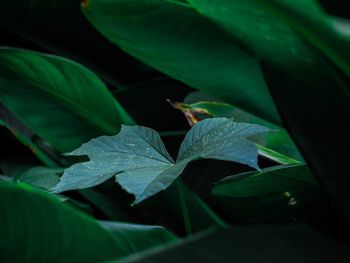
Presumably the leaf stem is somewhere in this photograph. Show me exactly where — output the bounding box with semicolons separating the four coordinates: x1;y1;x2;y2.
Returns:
176;179;192;236
159;130;187;137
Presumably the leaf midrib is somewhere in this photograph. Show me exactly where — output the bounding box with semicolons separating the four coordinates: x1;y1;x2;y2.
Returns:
0;59;118;135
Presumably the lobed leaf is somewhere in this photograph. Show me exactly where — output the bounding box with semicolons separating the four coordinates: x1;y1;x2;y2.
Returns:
52;125;177;204
178;118;269;169
53;118;269;204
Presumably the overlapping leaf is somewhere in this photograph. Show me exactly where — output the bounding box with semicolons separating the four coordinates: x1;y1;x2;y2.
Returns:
83;0;280;124
0;183;128;262
0;47;133;153
212;164;320;221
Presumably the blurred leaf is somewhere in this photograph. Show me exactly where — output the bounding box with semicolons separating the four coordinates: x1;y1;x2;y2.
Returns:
0;47;133;153
212;164;320;221
99;221;177;252
79;188;128;221
52;118;269;204
332;17;350;36
14;167;62;190
0;102;60;167
0;160;62;190
83;0;281;124
0;175;11;181
0;183;129;262
115;224;350;263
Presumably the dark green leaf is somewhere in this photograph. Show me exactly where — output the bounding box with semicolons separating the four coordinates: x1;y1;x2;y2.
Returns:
83;0;281;124
115;224;350;263
0;102;60;167
0;183;128;262
212;164;320;221
158;181;228;233
186;0;350;224
78;188;129;221
187;0;321;72
253;0;350;78
99;221;177;252
0;47;133;153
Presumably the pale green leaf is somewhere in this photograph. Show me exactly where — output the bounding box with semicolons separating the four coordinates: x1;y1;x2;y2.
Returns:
178;118;269;169
51;125;178;204
52;118;269;204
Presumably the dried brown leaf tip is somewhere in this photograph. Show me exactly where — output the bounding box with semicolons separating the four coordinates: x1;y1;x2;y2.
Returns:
167;99;205;127
82;0;90;9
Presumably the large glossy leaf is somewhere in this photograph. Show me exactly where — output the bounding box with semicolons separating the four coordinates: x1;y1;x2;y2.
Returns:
83;0;281;124
0;47;133;153
254;0;350;78
0;183;127;262
52;118;268;204
116;224;350;263
212;164;320;221
0;183;179;262
187;0;322;70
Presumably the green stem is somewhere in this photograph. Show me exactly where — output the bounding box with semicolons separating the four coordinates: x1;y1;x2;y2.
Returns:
176;179;192;236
